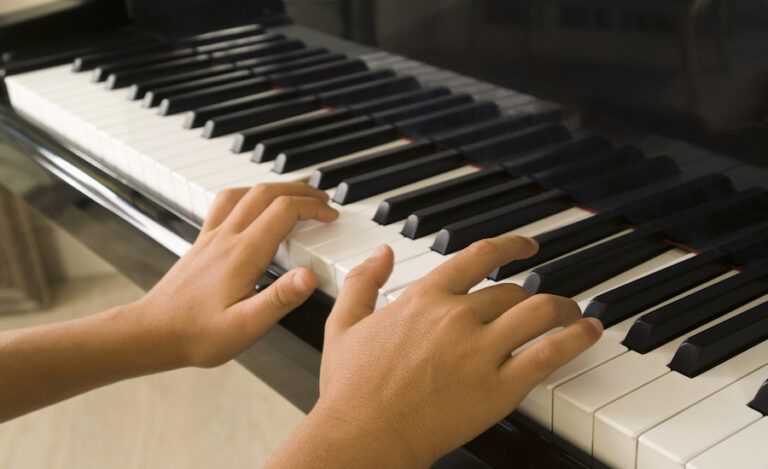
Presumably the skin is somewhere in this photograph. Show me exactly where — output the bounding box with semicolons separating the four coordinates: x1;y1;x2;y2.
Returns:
0;182;338;423
266;238;603;469
0;182;603;468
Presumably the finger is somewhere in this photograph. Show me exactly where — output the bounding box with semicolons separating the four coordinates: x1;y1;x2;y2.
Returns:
487;294;582;357
466;282;530;323
325;245;394;340
227;267;317;341
242;196;339;265
201;188;250;233
499;317;603;391
423;237;539;294
226;183;330;232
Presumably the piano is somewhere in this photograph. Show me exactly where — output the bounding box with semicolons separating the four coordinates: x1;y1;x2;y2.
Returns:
2;1;767;467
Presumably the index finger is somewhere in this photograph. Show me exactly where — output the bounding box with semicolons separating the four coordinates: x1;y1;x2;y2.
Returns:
422;236;539;294
242;195;339;265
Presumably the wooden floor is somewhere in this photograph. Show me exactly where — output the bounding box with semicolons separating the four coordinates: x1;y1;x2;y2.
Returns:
0;275;305;469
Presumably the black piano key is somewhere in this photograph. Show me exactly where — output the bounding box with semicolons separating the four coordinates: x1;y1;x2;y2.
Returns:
348;87;450;115
106;55;214;89
402;178;540;239
395;102;500;137
373;167;512;225
566;156;681;204
527;189;768;297
269;59;368;87
73;42;169;72
333;150;466;204
666;189;768;249
432;190;574;254
247;51;344;77
233;109;353;153
431;114;537;148
193;32;285;54
254;116;375;163
459;124;572;164
130;48;330;101
203;96;321;138
615;174;734;224
524;227;670;297
193;70;395;129
748;379;768;415
185;89;302;129
589;174;733;215
669;301;768;378
205;37;303;63
234;46;329;69
158;76;272;115
143;70;252;107
489;211;626;281
175;24;264;46
725;224;768;266
309;141;436;189
128;64;235;100
491;174;735;282
372;94;474;124
318;76;421;108
273;125;401;173
623;264;768;353
584;250;733;328
298;69;395;95
502;136;614;177
93;48;198;82
532;146;644;189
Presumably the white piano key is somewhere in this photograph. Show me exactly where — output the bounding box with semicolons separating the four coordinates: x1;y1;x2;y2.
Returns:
687;418;768;469
377;251;452;305
335;235;437;291
592;294;768;469
516;249;696;429
340;165;479;217
551;264;752;458
637;364;768;469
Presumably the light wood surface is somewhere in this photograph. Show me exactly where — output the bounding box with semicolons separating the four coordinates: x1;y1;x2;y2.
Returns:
0;275;305;469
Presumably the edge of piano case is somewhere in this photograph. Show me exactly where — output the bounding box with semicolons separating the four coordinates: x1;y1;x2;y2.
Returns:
0;101;588;469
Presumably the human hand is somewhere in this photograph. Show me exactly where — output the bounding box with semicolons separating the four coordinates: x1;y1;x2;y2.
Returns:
311;236;603;468
133;182;338;369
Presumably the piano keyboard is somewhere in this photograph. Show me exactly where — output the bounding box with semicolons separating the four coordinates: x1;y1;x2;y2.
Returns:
3;20;768;469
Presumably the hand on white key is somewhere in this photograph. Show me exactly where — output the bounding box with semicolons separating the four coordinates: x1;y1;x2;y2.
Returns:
266;236;604;469
139;182;339;368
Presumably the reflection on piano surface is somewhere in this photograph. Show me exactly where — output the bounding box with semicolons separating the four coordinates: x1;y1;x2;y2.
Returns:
1;1;767;468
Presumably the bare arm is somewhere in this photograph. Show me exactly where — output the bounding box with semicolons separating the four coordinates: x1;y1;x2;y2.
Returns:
0;183;338;423
267;237;603;469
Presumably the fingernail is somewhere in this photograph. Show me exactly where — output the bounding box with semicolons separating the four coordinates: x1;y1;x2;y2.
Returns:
370;245;389;259
292;270;310;293
525;237;539;250
583;317;604;334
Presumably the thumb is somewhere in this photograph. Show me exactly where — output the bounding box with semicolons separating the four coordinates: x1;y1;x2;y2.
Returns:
326;245;394;340
230;268;317;340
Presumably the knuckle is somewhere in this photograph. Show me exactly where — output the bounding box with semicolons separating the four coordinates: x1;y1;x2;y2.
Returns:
252;183;276;199
467;239;499;258
273;195;295;211
216;188;240;203
534;340;565;368
498;282;528;299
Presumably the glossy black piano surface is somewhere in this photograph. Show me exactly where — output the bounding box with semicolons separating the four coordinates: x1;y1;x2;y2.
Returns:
1;1;767;468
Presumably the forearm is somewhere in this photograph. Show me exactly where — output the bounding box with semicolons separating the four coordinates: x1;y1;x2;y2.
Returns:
265;405;426;469
0;301;181;422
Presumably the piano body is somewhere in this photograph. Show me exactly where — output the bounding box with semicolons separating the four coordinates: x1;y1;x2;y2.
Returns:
2;1;768;467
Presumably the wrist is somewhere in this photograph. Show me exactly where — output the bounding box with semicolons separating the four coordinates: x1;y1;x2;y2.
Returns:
292;401;433;469
99;300;189;374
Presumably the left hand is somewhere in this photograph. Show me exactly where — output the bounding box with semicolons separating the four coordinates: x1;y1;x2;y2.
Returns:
133;182;338;368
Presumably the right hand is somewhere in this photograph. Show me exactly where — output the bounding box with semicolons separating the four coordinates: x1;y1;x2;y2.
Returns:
314;236;603;468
